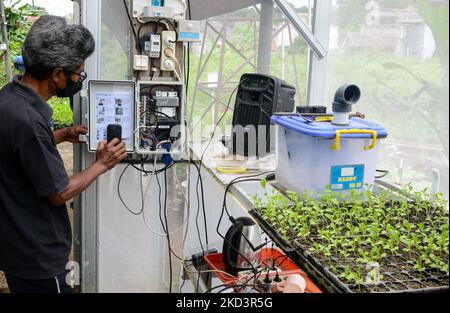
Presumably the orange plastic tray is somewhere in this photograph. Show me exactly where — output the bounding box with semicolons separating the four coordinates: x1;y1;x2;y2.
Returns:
204;248;322;293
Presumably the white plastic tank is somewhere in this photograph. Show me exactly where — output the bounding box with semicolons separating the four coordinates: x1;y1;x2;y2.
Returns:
272;115;388;195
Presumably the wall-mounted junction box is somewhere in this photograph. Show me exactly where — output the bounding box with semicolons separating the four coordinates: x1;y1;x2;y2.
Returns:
136;80;185;155
177;20;202;42
132;0;186;20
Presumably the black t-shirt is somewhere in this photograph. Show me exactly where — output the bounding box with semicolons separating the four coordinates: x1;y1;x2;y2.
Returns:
0;76;71;280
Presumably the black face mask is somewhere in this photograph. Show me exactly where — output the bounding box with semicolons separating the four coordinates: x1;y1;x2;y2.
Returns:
56;78;83;98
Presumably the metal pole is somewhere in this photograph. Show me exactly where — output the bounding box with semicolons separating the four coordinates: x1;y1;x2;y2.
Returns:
257;0;273;75
306;0;331;107
0;0;13;81
274;0;326;59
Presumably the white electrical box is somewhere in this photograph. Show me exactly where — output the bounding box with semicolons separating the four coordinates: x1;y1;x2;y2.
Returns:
142;5;175;19
132;0;186;20
177;20;202;42
133;55;149;71
88;80;136;153
136;80;185;155
0;43;7;51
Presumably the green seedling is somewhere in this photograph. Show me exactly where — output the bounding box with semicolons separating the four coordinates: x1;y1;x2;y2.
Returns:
254;181;449;292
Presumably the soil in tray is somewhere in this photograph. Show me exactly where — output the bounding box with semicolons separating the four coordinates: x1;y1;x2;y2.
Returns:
390;272;413;281
253;189;449;293
352;284;391;293
405;281;425;289
422;278;445;288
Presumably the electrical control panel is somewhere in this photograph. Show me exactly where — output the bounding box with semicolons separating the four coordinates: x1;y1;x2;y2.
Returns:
85;0;195;156
136;81;185;155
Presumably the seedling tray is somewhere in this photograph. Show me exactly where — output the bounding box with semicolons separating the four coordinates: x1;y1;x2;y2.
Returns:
250;208;449;293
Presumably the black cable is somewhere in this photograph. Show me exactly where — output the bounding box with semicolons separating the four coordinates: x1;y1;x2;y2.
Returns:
205;268;265;293
137;21;154;48
191;160;209;248
194;82;245;252
119;157;185;288
141;107;176;121
126;157;174;175
199;81;243;165
180;278;186;293
375;169;390;179
153;168;185;263
118;164;145;216
163;168;173;293
189;81;246;286
157;18;178;40
271;254;290;270
187;0;192;20
215;172;274;275
219;172;275;225
156;171;166;233
122;0;142;53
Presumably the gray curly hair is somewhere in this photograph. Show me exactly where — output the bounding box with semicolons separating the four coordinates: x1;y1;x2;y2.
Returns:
22;15;95;80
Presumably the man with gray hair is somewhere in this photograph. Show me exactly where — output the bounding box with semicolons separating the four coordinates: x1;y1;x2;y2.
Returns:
0;16;127;293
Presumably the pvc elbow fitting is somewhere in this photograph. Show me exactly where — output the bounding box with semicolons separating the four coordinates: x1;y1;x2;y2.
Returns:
332;84;361;126
332;84;361;113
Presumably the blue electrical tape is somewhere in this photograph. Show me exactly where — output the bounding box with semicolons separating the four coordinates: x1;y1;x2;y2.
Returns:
14;56;25;72
161;143;173;165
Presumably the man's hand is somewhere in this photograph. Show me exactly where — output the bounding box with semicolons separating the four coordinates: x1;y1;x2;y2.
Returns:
96;139;127;172
54;125;88;144
65;125;88;144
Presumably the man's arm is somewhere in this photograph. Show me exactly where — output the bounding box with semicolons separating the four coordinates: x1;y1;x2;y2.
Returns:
53;128;68;145
48;139;127;206
53;125;88;145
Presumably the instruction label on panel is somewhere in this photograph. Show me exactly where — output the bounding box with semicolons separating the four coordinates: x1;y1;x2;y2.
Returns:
330;165;365;191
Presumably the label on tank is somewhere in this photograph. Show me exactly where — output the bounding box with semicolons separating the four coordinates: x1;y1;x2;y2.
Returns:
330;165;365;191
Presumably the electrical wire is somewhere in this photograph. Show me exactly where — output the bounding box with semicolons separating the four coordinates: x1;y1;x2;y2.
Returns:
118;164;145;216
199;80;244;165
187;0;192;20
215;172;275;276
122;0;142;53
376;169;390;179
191;161;209;248
204;268;266;293
180;278;186;293
157;18;178;39
118;158;190;269
163;169;173;293
188;270;236;279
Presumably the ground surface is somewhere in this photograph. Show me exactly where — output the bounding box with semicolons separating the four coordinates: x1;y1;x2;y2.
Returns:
0;143;74;293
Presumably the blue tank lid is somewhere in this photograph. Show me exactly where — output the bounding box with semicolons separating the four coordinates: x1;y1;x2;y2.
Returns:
271;115;388;139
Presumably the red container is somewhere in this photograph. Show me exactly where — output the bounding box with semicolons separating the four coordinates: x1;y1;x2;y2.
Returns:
204;248;322;293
